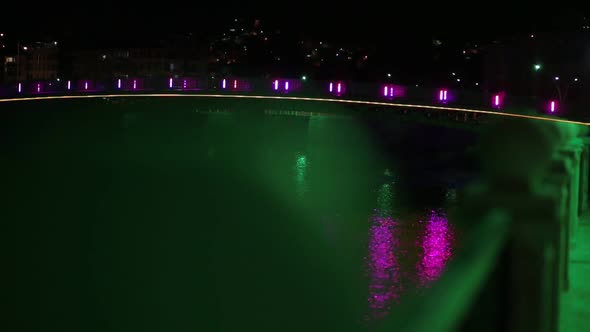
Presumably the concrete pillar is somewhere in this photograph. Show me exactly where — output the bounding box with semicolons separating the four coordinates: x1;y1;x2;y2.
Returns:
558;139;584;249
473;118;565;332
580;140;590;213
544;157;573;292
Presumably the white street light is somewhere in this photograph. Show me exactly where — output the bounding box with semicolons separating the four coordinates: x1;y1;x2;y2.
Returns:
554;76;559;81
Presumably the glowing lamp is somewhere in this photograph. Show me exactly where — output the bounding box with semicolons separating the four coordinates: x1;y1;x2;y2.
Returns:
438;89;448;102
549;100;557;113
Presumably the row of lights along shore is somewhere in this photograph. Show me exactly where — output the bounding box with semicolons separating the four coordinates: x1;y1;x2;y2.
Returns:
13;78;559;114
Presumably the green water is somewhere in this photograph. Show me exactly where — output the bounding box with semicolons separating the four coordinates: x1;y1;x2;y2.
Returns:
1;102;475;331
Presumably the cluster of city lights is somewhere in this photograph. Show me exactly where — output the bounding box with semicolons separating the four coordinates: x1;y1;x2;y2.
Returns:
7;77;564;114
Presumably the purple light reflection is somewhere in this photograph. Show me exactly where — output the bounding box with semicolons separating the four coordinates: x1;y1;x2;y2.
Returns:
366;214;400;320
417;210;454;287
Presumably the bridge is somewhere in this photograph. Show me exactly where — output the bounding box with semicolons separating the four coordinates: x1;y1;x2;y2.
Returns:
1;78;589;332
0;77;585;126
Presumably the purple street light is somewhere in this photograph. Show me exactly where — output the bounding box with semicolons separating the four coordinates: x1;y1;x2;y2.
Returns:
117;79;122;89
132;80;137;90
285;81;289;91
67;80;71;90
438;89;448;102
169;78;173;89
273;80;279;90
550;100;557;113
492;94;503;108
18;83;22;93
222;79;227;89
328;81;345;95
382;84;396;98
84;81;88;90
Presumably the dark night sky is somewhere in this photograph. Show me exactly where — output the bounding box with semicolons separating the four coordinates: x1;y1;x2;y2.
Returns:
3;2;587;47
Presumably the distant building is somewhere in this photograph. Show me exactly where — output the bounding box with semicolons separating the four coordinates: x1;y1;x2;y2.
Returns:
3;41;60;82
71;46;208;81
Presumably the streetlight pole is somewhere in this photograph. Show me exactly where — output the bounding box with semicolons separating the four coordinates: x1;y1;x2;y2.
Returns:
16;41;19;82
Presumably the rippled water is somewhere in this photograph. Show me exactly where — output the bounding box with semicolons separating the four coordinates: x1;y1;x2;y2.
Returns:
2;103;476;331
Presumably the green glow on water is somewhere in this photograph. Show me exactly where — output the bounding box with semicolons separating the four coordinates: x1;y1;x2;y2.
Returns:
377;183;393;218
295;153;308;197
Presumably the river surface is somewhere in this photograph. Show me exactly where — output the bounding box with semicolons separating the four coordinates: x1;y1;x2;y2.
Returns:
2;101;479;331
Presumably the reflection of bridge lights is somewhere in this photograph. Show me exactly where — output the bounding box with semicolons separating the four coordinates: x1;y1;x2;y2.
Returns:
17;83;22;93
294;153;308;198
366;215;399;320
417;210;454;287
550;100;557;113
169;78;173;89
117;79;122;89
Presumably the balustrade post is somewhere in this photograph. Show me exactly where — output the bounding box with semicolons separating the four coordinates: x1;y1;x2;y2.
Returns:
470;119;567;332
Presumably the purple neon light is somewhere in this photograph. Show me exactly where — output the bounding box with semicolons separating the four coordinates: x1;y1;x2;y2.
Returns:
67;81;71;90
18;83;22;93
133;80;137;90
443;90;448;100
494;95;500;107
222;79;226;89
183;80;187;89
233;80;237;89
439;90;444;101
84;81;88;90
550;100;556;113
417;211;454;287
329;82;334;92
389;87;393;97
273;80;278;90
117;79;122;89
284;81;289;91
169;78;173;89
383;86;388;96
337;83;342;93
36;83;40;93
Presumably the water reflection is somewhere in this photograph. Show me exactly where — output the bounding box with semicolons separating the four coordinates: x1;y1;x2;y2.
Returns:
366;182;400;320
294;152;308;198
366;215;400;320
417;210;454;287
365;179;456;321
